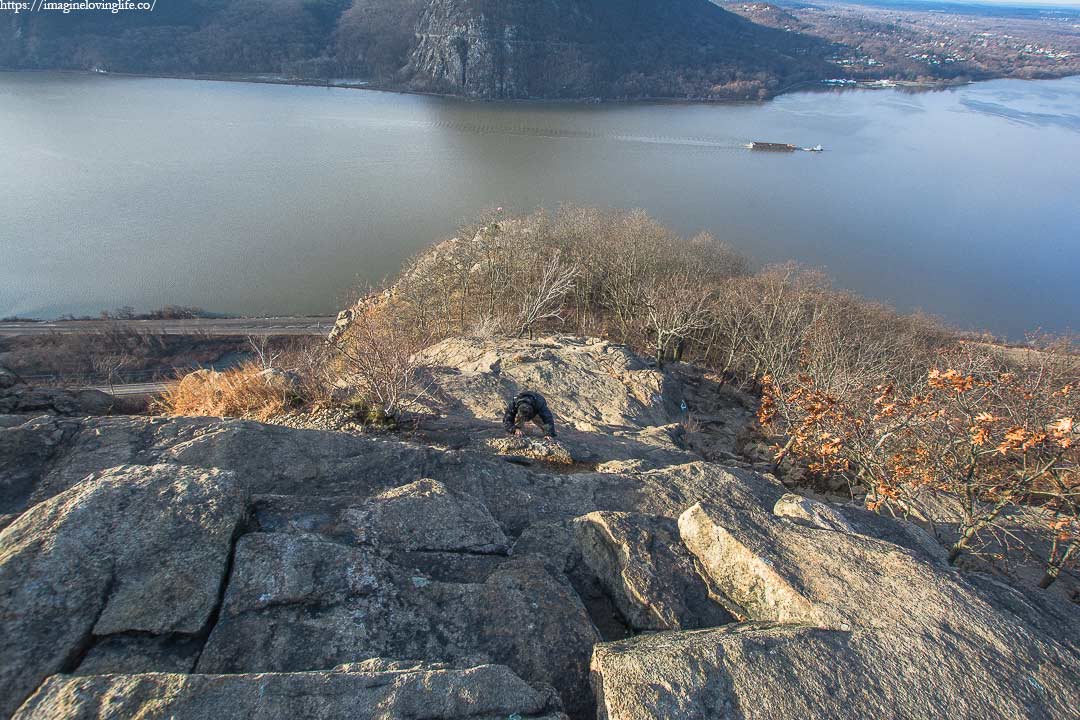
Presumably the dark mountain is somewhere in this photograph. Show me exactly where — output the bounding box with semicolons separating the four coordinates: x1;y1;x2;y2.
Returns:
407;0;831;99
0;1;354;77
1;0;834;100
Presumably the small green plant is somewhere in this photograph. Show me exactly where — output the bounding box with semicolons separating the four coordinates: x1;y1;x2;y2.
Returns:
343;394;397;429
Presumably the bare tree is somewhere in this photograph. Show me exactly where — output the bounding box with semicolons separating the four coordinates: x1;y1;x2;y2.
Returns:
279;338;337;407
333;305;436;422
91;353;130;393
247;335;281;370
514;248;579;338
597;210;676;344
643;274;717;367
761;339;1079;577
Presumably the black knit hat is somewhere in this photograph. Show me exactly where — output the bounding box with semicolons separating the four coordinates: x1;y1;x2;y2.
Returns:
516;399;536;420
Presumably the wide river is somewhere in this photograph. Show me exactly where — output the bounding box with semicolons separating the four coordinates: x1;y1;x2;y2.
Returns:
1;72;1078;338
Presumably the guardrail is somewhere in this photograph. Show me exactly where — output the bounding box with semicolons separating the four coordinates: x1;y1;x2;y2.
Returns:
17;365;213;387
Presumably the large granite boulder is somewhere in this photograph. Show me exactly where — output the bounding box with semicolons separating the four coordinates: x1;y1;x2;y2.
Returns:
352;478;509;553
14;662;566;719
588;475;1080;720
0;464;247;717
570;511;734;631
0;384;116;416
771;492;854;533
196;532;599;717
0;415;81;522
511;509;738;641
771;491;949;567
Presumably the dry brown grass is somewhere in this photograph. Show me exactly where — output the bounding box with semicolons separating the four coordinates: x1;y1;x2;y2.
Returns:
157;362;296;421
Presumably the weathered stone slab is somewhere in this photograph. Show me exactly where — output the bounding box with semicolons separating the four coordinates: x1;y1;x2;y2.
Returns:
0;464;246;717
14;663;566;719
0;415;79;517
197;532;599;716
571;511;732;631
772;492;854;532
74;635;203;676
253;479;509;554
351;478;509;553
590;491;1080;720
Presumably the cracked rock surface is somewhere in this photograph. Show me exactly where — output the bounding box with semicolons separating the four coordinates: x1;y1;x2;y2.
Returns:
197;532;596;715
15;663;566;720
0;464;246;717
2;338;1079;720
590;475;1080;720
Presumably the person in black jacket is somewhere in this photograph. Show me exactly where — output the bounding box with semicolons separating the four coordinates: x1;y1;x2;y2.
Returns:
503;390;557;438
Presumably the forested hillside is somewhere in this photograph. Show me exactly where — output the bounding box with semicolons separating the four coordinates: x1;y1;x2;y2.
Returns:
0;1;353;77
0;0;832;100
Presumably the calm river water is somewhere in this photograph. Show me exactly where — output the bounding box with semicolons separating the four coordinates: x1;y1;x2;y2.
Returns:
1;72;1078;337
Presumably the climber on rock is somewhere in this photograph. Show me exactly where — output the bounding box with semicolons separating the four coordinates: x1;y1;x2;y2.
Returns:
503;390;557;440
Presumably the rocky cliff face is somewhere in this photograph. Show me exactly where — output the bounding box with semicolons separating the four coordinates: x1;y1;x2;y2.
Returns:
405;0;829;99
407;0;595;98
2;338;1079;719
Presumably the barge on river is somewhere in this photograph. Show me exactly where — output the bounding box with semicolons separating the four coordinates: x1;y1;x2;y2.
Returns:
750;141;798;152
748;142;824;152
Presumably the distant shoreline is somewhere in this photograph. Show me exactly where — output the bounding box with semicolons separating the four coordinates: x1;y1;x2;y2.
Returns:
6;67;1074;105
0;68;773;105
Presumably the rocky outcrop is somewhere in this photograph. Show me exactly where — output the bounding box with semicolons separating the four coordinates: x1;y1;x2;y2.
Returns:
588;479;1080;720
15;663;566;719
0;383;116;416
0;464;246;717
0;410;753;717
358;478;509;553
196;533;598;716
408;0;575;98
571;512;734;631
420;336;685;430
416;336;705;470
2;337;1079;719
0;412;709;538
250;479;509;554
